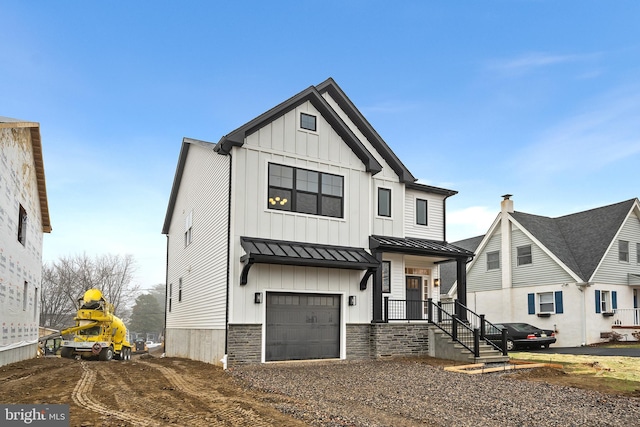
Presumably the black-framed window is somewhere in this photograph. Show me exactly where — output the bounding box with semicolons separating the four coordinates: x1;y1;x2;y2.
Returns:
416;199;428;225
486;250;500;270
17;204;27;245
300;112;317;131
268;163;343;218
517;245;532;266
619;240;629;262
382;261;391;293
378;188;391;217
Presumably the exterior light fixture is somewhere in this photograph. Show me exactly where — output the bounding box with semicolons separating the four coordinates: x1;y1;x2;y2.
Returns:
348;295;356;306
433;279;440;287
254;292;262;304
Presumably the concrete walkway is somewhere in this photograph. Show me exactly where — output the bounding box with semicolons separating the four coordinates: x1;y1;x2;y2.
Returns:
525;345;640;357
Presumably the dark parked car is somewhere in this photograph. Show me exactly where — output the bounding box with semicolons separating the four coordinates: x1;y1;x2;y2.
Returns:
487;323;556;351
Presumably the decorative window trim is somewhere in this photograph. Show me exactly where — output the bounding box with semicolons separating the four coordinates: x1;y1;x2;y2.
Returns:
267;163;344;218
486;250;500;271
377;188;391;218
528;291;563;315
382;261;391;293
416;198;428;226
299;112;318;133
517;245;532;266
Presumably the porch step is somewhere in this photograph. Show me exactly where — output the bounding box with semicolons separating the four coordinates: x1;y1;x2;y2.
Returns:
432;328;510;364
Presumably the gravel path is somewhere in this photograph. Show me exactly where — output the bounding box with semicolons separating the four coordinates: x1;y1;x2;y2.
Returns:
231;358;640;427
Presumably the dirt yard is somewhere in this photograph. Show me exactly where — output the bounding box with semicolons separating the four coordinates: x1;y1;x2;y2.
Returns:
1;349;638;427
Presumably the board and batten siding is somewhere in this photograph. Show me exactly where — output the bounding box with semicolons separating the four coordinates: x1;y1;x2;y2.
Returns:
467;233;502;292
511;227;574;287
404;189;444;240
165;144;230;330
591;211;640;284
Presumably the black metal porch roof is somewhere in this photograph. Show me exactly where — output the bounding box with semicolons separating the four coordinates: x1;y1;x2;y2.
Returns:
369;235;474;259
240;237;379;270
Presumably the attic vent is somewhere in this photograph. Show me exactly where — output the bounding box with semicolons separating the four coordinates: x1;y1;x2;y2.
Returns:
300;113;317;131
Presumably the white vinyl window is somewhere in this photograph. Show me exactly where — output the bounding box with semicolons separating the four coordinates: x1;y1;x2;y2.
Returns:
619;240;629;262
184;211;193;247
517;245;532;266
486;251;500;270
539;292;554;313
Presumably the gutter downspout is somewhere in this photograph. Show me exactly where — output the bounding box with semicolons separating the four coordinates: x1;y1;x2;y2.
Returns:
163;235;169;356
223;151;233;369
576;282;591;346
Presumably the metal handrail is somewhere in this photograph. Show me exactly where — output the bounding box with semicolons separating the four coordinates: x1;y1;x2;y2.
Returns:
383;297;507;357
455;300;507;355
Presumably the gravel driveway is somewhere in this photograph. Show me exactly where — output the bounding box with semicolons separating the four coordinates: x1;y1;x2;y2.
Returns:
231;358;639;427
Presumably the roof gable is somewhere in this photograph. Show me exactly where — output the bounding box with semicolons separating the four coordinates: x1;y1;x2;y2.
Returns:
214;80;383;175
512;199;637;281
0;117;51;233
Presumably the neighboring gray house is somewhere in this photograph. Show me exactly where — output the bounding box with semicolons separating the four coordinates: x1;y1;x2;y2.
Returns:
162;78;475;367
446;195;640;347
0;117;51;366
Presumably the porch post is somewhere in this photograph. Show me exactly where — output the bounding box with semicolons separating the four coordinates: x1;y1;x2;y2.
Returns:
456;257;468;321
372;250;384;322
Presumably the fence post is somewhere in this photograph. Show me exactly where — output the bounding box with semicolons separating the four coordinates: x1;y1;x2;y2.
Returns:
437;301;442;323
479;314;485;338
452;315;458;341
474;328;480;358
427;298;433;323
384;296;389;323
501;328;508;355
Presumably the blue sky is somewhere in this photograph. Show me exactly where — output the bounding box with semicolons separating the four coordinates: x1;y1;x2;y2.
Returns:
3;1;640;290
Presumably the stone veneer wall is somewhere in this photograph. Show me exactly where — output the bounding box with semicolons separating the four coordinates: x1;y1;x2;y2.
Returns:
227;324;262;367
346;324;371;360
369;323;430;358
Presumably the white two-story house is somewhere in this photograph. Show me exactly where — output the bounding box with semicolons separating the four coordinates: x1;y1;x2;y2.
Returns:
0;117;51;366
446;195;640;347
162;79;473;366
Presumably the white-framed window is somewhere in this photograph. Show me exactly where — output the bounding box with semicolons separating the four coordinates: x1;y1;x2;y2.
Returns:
168;283;172;312
528;291;563;315
637;243;640;264
595;289;618;314
538;292;554;313
378;188;391;217
601;290;610;312
300;112;317;132
619;240;629;262
517;245;532;266
486;251;500;270
184;211;193;247
416;198;428;226
178;278;183;302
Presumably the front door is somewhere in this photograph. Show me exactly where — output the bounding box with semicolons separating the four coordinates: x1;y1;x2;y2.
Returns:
406;276;422;320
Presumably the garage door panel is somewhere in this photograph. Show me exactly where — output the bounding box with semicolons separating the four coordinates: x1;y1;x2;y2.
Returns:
266;292;340;361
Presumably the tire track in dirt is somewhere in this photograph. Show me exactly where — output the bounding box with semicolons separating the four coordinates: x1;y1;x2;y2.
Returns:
72;361;158;427
140;359;277;427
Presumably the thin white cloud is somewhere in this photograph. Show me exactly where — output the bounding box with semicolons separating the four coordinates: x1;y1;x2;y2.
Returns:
515;84;640;176
489;51;601;74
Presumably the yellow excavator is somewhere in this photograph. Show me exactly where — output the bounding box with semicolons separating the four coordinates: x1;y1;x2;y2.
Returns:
39;289;132;361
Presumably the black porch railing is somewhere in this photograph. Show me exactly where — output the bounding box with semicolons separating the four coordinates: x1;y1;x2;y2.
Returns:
383;297;508;357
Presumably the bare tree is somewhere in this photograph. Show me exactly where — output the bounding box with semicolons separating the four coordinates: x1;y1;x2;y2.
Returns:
40;253;139;329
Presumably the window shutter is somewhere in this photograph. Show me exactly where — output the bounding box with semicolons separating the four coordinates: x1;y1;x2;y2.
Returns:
527;293;535;315
554;291;564;314
595;290;601;313
612;291;617;310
